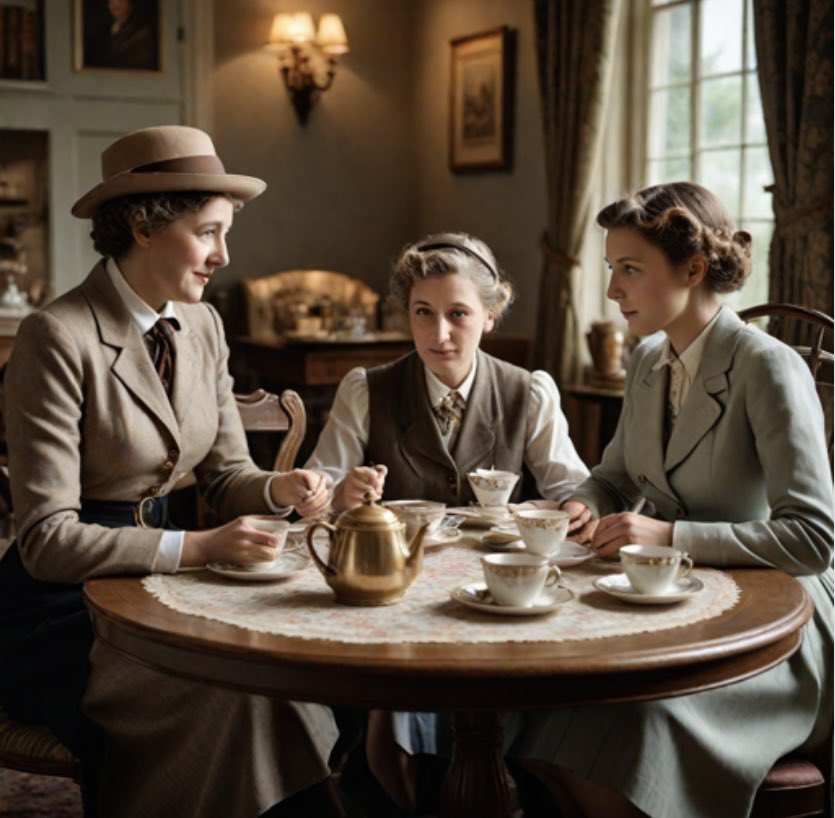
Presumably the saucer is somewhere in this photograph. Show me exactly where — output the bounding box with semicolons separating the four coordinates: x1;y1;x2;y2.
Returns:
449;581;574;615
482;529;525;551
208;552;307;581
424;526;462;547
546;542;596;568
593;573;704;604
448;505;514;528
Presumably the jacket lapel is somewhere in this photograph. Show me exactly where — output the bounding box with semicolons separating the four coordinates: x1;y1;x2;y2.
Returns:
81;263;181;446
170;314;198;427
633;360;678;501
663;307;745;472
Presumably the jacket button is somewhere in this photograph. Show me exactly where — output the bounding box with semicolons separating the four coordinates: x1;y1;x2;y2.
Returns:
676;506;685;518
148;485;161;496
638;474;646;484
447;475;456;485
163;460;175;471
168;448;180;461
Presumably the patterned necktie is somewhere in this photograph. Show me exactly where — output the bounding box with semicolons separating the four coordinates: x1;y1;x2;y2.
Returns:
144;317;179;397
433;390;466;435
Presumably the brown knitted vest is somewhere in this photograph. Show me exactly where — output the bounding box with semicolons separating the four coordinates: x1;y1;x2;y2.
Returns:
366;349;531;504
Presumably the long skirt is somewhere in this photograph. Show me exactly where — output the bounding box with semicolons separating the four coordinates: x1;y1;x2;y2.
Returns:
394;573;832;818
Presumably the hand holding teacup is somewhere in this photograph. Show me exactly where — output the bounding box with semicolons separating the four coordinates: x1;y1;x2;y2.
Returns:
182;514;289;570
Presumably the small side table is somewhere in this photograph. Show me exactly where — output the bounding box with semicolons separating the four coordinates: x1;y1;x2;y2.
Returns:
563;382;625;467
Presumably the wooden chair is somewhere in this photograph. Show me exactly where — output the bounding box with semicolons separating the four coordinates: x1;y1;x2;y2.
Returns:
739;303;833;818
241;269;380;338
0;388;307;788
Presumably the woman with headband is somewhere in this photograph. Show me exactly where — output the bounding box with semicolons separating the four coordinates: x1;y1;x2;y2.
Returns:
305;231;590;810
0;126;341;818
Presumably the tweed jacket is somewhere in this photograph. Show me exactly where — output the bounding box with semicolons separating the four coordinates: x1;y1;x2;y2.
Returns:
4;262;272;584
573;305;833;576
366;349;531;504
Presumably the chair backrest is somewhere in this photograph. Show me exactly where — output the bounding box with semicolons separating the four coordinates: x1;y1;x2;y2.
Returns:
241;269;380;338
738;302;834;466
234;388;306;472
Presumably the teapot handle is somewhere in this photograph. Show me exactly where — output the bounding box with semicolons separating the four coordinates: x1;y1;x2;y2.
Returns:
306;522;337;578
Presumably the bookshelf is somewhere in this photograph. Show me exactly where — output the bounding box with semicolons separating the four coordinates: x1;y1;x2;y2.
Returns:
0;1;44;82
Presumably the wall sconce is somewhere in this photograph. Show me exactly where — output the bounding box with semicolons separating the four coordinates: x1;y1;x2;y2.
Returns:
267;12;349;125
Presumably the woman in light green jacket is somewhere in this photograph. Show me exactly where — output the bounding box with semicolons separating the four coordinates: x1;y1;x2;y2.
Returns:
506;181;833;818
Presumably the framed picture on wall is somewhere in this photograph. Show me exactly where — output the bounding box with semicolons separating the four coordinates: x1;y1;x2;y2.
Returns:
449;26;514;172
74;0;161;73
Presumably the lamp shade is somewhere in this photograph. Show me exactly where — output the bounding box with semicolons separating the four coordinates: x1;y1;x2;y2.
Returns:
289;12;316;44
317;13;349;54
268;13;295;45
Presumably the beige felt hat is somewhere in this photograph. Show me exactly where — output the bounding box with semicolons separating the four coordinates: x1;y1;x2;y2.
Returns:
71;125;266;218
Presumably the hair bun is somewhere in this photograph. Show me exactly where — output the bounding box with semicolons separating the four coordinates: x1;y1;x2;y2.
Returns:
732;230;753;249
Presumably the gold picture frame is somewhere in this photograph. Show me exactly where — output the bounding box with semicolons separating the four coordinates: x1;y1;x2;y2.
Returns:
74;0;161;73
449;26;514;172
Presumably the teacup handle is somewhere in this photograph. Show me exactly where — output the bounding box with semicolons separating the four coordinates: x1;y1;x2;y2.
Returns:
677;553;694;579
544;565;561;587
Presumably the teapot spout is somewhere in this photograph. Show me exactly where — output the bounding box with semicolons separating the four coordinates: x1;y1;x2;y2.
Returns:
405;522;428;577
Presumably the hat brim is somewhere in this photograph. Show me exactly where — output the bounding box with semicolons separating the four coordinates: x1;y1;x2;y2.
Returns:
71;171;267;218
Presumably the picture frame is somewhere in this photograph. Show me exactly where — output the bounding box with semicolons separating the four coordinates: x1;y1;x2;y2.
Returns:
74;0;161;74
449;26;515;172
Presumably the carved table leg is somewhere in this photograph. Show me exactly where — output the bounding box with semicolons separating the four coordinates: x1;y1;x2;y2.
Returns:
440;710;511;818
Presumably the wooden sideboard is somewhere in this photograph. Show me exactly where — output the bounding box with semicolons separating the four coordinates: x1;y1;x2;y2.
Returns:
562;382;625;468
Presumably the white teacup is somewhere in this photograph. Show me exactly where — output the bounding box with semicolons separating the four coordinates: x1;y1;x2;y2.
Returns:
481;552;561;607
619;544;693;595
239;516;290;570
512;509;571;557
467;469;519;508
382;500;446;540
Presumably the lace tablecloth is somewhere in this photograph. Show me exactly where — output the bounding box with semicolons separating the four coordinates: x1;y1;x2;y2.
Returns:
143;538;740;644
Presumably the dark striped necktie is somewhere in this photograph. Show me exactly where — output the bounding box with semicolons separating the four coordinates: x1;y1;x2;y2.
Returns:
144;317;179;397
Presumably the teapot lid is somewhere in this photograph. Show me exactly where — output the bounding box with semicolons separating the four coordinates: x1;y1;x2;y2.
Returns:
339;493;403;531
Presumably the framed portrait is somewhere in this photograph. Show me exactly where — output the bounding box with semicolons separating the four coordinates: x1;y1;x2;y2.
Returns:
74;0;161;73
449;26;515;172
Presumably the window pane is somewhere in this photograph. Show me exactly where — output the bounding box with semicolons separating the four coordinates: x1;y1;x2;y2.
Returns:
649;87;691;156
700;75;742;147
745;72;766;144
700;0;743;77
745;0;756;70
651;4;691;87
698;148;742;217
648;156;690;184
743;146;773;219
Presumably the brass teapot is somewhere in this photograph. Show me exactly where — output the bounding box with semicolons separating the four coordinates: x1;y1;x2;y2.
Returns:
306;494;427;605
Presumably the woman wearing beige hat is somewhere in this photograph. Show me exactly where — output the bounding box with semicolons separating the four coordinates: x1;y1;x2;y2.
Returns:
0;126;342;818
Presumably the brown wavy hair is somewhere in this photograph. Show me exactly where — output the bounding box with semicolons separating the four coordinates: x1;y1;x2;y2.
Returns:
90;192;239;259
596;181;753;293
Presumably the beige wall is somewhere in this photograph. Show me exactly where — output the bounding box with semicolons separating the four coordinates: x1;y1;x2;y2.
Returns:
211;0;547;335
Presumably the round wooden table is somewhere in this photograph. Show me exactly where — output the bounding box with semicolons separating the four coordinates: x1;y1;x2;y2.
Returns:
84;568;811;818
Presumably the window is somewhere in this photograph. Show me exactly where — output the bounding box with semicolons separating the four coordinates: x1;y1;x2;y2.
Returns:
645;0;771;307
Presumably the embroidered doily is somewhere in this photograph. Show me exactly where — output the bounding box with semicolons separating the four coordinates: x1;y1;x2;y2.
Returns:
143;538;740;644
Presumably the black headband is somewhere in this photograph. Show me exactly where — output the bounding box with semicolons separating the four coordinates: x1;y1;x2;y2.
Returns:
416;240;498;280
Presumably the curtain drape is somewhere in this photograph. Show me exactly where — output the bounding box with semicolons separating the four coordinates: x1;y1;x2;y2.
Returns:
530;0;622;385
753;0;833;328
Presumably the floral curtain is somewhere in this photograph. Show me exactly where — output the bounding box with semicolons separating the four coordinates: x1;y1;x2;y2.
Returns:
753;0;834;326
530;0;622;384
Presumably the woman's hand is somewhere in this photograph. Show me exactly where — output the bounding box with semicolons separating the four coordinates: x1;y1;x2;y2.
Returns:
181;516;282;568
334;464;388;510
270;469;330;517
561;499;597;544
590;512;673;558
